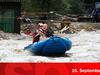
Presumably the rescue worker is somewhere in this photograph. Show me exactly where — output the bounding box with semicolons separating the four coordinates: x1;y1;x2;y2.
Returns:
32;21;53;43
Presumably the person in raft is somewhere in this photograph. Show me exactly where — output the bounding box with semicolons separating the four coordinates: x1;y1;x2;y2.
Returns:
32;21;54;43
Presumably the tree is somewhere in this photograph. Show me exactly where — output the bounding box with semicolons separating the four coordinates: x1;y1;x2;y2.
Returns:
21;0;85;14
21;0;33;11
62;0;85;14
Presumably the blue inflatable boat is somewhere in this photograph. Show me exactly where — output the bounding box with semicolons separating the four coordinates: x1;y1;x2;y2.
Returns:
24;36;72;56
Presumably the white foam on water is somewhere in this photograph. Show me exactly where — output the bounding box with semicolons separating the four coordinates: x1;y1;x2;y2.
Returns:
0;30;100;62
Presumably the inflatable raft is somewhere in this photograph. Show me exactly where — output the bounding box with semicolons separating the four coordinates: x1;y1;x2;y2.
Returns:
24;36;72;56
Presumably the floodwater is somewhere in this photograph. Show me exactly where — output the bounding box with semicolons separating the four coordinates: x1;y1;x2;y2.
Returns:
0;30;100;62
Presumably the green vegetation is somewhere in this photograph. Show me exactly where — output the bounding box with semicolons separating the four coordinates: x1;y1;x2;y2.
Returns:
21;0;85;14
